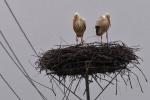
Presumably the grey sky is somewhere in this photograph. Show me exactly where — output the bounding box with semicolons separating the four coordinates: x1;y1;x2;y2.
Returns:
0;0;150;100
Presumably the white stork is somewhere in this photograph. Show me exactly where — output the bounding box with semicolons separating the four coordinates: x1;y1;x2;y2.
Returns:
95;13;111;43
73;12;86;44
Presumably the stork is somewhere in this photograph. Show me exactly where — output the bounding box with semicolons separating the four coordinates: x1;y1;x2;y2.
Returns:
73;12;86;44
95;13;111;43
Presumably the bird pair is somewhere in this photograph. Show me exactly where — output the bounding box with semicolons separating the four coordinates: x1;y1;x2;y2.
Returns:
73;12;111;44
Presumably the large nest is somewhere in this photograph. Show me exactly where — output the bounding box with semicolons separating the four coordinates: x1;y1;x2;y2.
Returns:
37;41;140;76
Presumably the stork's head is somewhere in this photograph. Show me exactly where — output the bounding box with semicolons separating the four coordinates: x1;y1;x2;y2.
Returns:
74;12;80;20
105;13;111;20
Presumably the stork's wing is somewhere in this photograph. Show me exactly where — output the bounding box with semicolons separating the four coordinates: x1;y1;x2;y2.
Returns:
73;17;86;37
80;18;86;32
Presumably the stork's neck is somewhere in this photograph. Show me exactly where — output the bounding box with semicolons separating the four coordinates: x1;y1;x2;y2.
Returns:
108;18;111;26
106;16;111;26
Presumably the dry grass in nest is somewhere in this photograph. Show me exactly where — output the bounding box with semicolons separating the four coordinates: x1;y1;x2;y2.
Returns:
36;41;140;77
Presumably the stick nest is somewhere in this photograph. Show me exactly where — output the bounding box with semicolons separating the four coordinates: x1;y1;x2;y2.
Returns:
36;41;140;76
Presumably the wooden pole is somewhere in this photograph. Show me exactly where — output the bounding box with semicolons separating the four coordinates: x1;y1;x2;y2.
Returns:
85;73;90;100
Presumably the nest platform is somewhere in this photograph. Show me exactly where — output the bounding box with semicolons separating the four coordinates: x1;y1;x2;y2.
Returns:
37;41;140;77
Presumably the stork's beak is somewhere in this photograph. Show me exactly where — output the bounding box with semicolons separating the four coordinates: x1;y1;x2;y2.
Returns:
74;15;78;19
74;12;79;19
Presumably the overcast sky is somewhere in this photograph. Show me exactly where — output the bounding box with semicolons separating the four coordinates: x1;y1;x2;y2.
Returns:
0;0;150;100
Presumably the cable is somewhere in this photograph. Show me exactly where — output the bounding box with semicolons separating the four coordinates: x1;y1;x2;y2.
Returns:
0;30;47;100
0;73;21;100
4;0;38;56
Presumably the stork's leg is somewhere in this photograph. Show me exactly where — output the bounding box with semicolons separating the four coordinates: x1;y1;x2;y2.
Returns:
101;36;102;44
76;36;78;44
106;32;109;43
81;37;84;44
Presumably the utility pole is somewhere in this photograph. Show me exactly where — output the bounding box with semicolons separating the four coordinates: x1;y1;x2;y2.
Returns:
85;73;90;100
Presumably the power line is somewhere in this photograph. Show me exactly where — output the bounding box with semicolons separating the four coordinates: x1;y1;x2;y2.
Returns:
0;73;21;100
0;41;54;95
4;0;38;56
0;30;47;100
3;0;69;99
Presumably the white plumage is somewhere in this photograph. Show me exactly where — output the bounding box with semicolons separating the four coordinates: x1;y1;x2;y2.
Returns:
95;13;111;43
73;12;86;44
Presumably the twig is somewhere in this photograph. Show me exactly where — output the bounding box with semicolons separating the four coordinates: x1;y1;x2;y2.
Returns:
127;68;144;93
120;74;127;86
48;76;64;95
127;71;133;89
94;70;122;100
133;64;148;82
51;75;82;100
66;79;75;100
92;75;103;90
95;74;114;85
73;78;82;93
62;79;75;100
